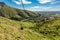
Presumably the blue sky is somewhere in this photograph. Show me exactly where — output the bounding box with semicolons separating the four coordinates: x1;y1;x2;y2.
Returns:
0;0;60;11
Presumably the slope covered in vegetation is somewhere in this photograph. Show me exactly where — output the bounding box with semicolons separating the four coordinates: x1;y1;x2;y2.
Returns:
0;16;51;40
0;15;60;40
0;2;39;21
32;18;60;40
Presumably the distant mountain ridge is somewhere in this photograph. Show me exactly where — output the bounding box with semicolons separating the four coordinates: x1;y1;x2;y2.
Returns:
36;11;60;14
36;11;60;19
0;2;5;5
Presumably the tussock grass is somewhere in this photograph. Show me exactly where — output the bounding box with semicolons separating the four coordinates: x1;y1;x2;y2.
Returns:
0;16;51;40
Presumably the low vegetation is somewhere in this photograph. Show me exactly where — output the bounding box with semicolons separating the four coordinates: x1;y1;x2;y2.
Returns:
31;18;60;40
0;2;60;40
0;16;52;40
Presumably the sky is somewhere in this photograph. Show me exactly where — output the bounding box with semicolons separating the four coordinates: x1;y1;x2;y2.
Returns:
0;0;60;11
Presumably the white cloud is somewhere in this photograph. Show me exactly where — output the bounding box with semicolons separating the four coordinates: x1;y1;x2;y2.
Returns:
27;6;60;11
38;0;54;4
50;1;60;4
27;6;51;11
13;0;21;4
13;0;32;4
27;6;40;11
30;6;40;9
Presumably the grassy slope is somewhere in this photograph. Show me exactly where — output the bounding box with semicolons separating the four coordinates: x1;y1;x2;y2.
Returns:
0;3;39;19
0;16;51;40
33;18;60;40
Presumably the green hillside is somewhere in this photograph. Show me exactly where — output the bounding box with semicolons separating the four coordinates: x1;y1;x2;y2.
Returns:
32;18;60;40
0;2;39;21
0;15;60;40
0;16;52;40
